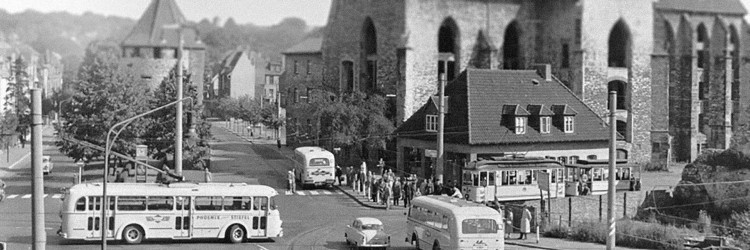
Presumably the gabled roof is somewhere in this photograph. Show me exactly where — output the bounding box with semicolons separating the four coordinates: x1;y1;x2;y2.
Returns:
654;0;747;15
283;37;322;54
396;69;610;145
121;0;205;49
219;50;245;75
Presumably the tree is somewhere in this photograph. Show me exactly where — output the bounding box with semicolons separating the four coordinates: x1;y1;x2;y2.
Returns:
315;91;395;163
143;68;211;168
5;57;31;147
55;40;152;162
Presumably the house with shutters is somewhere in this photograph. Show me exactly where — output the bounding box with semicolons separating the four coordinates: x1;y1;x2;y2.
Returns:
394;66;614;184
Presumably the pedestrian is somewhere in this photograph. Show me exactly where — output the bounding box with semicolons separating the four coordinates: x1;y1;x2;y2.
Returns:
434;180;442;196
203;166;213;183
383;179;392;210
519;206;532;240
413;181;422;197
402;180;410;207
353;170;360;193
505;208;514;238
347;166;354;187
360;167;367;193
365;171;372;200
392;178;401;206
335;165;342;186
114;169;126;183
450;186;463;199
287;169;296;193
425;179;434;195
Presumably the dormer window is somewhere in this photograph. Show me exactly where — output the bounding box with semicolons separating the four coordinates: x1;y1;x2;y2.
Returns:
540;116;551;134
564;116;575;133
515;117;527;134
426;114;438;132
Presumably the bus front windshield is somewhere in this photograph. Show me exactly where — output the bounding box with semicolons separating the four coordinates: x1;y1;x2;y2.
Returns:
309;158;330;166
462;218;498;234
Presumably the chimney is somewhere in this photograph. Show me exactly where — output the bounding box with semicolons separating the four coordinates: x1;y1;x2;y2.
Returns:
533;64;552;82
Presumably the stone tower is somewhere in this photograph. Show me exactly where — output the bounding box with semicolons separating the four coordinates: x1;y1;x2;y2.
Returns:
120;0;206;105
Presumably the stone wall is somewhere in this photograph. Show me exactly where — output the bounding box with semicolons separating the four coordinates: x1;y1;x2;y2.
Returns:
281;52;325;146
519;191;643;227
580;0;653;163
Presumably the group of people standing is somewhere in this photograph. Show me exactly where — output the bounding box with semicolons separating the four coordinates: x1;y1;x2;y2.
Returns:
340;164;463;210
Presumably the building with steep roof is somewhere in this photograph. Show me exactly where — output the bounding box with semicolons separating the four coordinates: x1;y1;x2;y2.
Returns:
216;50;271;99
320;0;750;167
119;0;205;104
394;67;612;182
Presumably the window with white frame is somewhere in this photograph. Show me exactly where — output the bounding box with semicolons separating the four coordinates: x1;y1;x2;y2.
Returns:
515;116;527;134
426;115;438;132
564;116;575;133
540;116;551;134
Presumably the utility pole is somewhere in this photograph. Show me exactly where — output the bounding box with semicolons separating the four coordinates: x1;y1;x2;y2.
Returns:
436;73;446;184
175;27;184;176
607;91;617;249
31;89;45;250
276;90;281;148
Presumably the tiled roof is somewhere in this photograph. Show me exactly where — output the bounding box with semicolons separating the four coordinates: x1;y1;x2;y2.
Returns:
654;0;747;15
395;69;611;145
121;0;204;49
283;37;322;54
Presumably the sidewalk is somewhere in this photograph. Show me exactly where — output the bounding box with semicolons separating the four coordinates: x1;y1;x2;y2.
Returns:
0;125;54;177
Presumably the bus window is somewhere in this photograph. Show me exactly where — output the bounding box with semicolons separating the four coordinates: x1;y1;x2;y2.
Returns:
88;196;101;211
508;171;517;185
556;169;564;183
117;196;146;211
570;156;579;164
517;171;526;185
309;158;330;166
488;172;495;186
473;173;479;186
254;197;268;210
531;170;538;183
195;196;223;211
525;170;532;184
224;197;251;210
462;218;498;234
623;168;631;180
463;172;473;186
176;197;190;210
75;197;86;211
602;168;609;180
147;196;174;211
593;168;602;181
442;215;449;230
501;171;509;185
480;172;487;186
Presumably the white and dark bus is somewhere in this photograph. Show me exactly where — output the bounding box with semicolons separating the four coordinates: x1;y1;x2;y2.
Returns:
293;146;336;188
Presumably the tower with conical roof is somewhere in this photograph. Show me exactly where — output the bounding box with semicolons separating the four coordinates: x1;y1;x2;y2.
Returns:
120;0;205;104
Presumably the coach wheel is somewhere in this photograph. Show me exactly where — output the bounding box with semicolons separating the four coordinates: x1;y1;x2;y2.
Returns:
412;233;420;249
433;240;441;250
227;224;245;243
122;225;143;244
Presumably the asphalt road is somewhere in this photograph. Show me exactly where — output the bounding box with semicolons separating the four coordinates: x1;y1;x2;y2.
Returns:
0;125;533;249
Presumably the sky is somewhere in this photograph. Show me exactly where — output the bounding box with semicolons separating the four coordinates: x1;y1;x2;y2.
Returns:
2;0;750;26
0;0;332;27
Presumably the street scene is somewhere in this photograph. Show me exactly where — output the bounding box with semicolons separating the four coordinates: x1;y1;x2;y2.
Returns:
2;0;750;249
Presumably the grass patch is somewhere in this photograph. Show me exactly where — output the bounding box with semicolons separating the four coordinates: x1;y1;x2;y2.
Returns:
544;219;698;250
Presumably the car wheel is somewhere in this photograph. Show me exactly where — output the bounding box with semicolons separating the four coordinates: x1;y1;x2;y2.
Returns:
433;240;440;250
345;234;350;245
412;233;420;249
227;224;245;243
122;225;143;244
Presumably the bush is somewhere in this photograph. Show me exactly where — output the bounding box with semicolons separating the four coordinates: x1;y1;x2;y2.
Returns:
543;224;569;238
643;162;669;172
563;219;693;250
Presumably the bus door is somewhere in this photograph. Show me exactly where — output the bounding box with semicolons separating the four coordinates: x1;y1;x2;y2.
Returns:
86;196;102;238
250;196;269;237
175;196;191;238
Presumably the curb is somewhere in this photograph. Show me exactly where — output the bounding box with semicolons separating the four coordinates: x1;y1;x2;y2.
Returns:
334;185;386;210
505;241;559;250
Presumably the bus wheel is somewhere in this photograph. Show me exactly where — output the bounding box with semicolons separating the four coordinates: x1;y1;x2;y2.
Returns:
432;240;441;250
227;224;245;243
122;225;143;244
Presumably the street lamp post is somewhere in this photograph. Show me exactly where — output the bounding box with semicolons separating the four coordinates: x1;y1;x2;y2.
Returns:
101;97;191;249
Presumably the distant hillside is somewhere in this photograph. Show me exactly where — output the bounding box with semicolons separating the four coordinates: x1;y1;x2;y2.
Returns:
0;9;322;84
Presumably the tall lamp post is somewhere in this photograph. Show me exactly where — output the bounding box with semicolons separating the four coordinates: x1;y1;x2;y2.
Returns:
163;23;199;176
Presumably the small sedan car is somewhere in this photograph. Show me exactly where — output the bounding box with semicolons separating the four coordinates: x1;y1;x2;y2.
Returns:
344;217;390;249
42;156;53;175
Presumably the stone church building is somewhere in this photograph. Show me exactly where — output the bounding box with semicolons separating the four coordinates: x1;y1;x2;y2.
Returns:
319;0;750;164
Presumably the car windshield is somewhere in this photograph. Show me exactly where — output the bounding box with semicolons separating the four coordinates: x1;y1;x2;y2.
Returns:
361;224;383;230
462;218;498;234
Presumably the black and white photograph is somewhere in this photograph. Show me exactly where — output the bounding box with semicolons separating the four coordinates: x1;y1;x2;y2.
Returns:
0;0;750;249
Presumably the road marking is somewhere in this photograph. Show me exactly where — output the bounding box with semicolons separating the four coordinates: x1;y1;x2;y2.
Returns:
295;191;305;195
52;194;62;199
6;194;18;199
8;152;31;169
308;190;318;195
43;194;48;198
321;190;331;195
254;244;268;250
335;190;344;195
22;194;32;198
